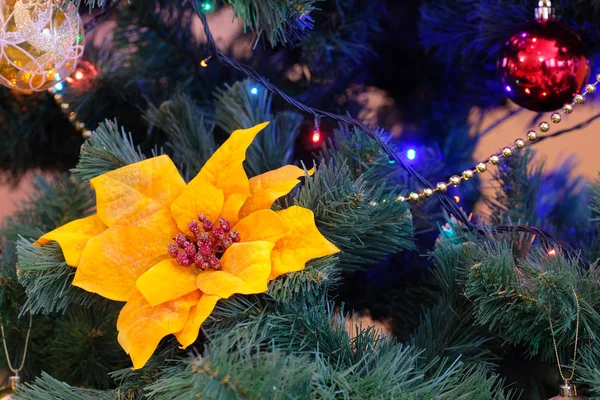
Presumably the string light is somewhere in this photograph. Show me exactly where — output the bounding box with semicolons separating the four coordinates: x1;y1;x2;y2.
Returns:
201;2;212;11
250;87;258;95
406;148;416;160
548;248;557;256
311;115;322;144
311;129;321;144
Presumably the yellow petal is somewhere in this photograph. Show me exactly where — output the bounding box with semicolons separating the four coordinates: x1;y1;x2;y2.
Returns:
91;155;185;237
174;294;219;348
220;193;248;225
170;174;224;236
233;209;289;243
136;258;199;306
73;226;171;301
117;290;200;369
239;165;312;219
36;215;106;267
199;122;269;223
270;206;340;279
196;241;274;298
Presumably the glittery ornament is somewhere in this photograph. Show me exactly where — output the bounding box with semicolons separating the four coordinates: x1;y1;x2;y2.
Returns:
0;0;85;92
548;379;587;400
497;1;590;112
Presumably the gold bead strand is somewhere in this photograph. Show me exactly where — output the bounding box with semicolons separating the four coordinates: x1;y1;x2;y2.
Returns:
400;77;598;203
48;87;92;139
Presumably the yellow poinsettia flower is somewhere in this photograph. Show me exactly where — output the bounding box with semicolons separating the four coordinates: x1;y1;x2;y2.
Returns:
36;122;339;369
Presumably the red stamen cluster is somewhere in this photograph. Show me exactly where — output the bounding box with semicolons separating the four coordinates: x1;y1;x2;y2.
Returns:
168;214;240;270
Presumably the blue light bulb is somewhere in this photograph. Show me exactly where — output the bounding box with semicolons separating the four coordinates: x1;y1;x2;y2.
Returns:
406;148;416;160
250;87;258;95
54;82;64;91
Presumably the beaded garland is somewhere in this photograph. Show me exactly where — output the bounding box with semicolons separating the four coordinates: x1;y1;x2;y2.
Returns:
399;77;600;203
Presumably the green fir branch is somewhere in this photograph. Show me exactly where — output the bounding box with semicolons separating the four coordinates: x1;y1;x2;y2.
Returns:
578;341;600;398
267;256;340;302
71;120;145;182
321;125;401;190
145;338;315;400
145;92;216;180
214;80;303;176
221;0;318;47
16;240;98;315
14;372;114;400
462;239;600;361
46;304;129;389
290;159;414;270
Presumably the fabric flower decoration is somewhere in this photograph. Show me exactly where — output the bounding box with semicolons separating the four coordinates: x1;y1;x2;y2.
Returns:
37;122;339;369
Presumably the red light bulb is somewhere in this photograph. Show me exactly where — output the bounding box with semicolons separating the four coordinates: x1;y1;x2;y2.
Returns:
311;130;321;143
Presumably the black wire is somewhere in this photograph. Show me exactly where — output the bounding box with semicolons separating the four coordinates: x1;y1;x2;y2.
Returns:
191;4;594;266
489;225;590;267
192;3;474;229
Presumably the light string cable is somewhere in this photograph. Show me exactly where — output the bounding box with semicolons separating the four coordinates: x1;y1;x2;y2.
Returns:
191;3;593;266
190;1;474;230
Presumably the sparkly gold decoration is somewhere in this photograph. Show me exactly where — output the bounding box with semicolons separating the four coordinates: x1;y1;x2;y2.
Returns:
489;155;500;165
539;122;550;132
0;0;85;92
563;104;573;114
586;84;596;94
423;188;433;197
527;130;538;141
436;182;447;192
551;113;562;123
514;139;525;149
409;192;419;201
396;196;405;202
502;147;512;157
462;170;474;180
476;163;487;173
449;175;461;186
575;94;585;104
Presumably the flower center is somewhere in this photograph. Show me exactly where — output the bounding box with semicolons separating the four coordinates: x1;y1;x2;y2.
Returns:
167;214;240;270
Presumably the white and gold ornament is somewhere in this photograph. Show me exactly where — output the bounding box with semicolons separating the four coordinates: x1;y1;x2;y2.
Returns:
0;0;84;92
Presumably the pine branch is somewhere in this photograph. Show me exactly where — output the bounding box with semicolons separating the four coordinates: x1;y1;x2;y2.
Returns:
578;341;600;398
58;0;106;11
221;0;317;47
411;239;500;367
46;304;129;389
267;256;340;302
214;80;303;176
16;240;98;315
14;372;114;400
298;0;383;79
0;88;81;183
290;160;414;270
71;120;145;182
145;92;216;180
486;149;588;237
321;125;402;191
145;338;315;400
462;239;600;361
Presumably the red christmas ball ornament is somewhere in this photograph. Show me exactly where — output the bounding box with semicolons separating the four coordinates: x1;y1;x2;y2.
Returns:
497;1;590;112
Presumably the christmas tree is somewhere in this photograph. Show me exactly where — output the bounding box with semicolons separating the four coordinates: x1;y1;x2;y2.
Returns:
1;0;600;399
